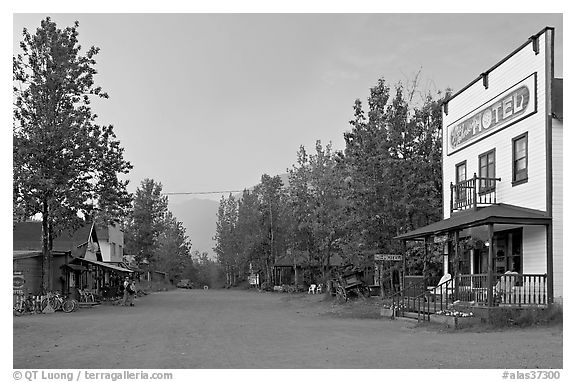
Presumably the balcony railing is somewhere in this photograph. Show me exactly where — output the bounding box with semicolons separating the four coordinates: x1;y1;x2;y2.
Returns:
450;174;501;213
454;273;548;306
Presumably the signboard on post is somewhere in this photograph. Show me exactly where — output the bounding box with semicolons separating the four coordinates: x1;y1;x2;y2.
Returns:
374;254;402;261
434;234;448;244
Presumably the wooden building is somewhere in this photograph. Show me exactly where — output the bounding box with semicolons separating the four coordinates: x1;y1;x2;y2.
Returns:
13;221;132;297
396;27;562;307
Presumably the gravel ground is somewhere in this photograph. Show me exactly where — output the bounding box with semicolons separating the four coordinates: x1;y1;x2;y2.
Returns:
13;289;562;369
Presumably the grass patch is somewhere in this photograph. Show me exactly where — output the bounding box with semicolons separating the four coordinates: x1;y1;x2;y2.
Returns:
321;297;382;319
486;304;563;328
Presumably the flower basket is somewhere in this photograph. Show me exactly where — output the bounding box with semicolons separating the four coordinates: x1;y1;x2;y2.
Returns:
430;310;481;328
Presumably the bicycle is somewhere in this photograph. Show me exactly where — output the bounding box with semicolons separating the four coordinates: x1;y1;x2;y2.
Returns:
41;291;78;313
13;294;33;316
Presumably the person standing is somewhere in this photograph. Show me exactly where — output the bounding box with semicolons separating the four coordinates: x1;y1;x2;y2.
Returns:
121;276;130;306
127;280;136;306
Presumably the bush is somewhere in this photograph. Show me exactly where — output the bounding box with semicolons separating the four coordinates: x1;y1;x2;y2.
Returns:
488;304;563;328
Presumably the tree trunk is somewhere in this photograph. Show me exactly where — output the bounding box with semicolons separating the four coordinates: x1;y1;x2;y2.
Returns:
41;199;51;294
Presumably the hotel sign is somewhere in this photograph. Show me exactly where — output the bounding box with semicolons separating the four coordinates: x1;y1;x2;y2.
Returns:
447;74;536;155
374;254;402;261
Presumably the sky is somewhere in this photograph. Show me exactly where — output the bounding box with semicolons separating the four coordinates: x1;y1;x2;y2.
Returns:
10;12;564;204
4;4;574;379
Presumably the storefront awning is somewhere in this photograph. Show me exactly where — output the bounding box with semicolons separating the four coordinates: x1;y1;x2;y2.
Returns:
63;264;87;272
73;258;134;273
395;203;551;241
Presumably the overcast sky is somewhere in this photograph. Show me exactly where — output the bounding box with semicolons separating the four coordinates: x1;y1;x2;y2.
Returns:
11;13;563;202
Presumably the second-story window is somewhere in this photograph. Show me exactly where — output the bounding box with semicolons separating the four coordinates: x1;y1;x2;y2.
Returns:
455;161;467;202
512;133;528;184
479;149;496;193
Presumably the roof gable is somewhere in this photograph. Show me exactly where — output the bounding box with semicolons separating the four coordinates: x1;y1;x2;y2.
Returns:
13;221;100;258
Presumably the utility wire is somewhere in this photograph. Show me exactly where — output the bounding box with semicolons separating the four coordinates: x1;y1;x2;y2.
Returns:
163;190;244;195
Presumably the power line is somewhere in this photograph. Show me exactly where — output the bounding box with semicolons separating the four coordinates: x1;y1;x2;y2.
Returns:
163;190;244;196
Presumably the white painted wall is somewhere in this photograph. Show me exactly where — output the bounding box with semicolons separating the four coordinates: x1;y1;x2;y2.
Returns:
443;32;548;218
552;118;563;301
521;225;547;274
99;225;125;263
441;30;562;302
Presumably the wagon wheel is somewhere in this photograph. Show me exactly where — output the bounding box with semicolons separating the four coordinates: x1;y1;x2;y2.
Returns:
336;286;347;303
359;285;371;299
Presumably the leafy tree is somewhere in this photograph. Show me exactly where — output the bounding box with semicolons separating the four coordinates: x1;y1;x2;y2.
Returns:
235;190;265;277
124;179;168;266
342;77;446;282
254;174;287;284
13;18;132;292
288;141;347;282
156;211;194;282
213;194;239;286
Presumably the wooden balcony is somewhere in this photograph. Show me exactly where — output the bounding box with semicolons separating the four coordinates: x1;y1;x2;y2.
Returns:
450;174;501;213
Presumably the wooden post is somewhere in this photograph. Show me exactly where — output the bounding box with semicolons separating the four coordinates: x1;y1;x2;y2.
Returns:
379;261;385;298
454;230;460;301
402;240;406;294
487;223;494;307
423;236;429;285
389;260;393;292
546;223;554;304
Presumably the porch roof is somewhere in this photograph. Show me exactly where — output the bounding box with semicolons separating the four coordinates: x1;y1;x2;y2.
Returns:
71;257;133;273
395;204;550;241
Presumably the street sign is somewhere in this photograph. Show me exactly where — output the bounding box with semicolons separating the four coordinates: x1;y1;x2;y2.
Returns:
374;254;402;261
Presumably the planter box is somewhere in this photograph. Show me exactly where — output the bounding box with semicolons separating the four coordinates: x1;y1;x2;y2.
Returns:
380;307;395;319
429;314;481;329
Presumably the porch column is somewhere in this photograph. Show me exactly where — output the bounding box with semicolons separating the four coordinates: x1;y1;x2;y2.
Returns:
546;223;554;304
402;240;406;297
423;236;429;289
487;223;494;307
454;230;460;301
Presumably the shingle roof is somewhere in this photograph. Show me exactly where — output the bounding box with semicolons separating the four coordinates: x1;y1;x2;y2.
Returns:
395;204;550;240
13;221;97;256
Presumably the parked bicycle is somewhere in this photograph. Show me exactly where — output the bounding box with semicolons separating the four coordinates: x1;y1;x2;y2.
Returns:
13;294;46;315
13;294;33;316
41;291;78;313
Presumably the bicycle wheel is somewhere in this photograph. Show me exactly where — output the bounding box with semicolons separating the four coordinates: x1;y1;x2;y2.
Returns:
49;297;62;311
62;299;76;313
40;298;49;312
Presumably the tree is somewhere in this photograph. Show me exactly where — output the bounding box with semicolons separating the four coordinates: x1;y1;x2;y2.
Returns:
13;18;132;292
254;174;287;285
124;179;168;266
156;211;194;282
213;194;239;286
342;77;446;283
287;141;347;283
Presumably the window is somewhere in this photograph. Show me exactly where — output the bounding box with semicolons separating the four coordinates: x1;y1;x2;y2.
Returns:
494;228;523;275
455;161;467;201
512;133;528;184
478;149;496;193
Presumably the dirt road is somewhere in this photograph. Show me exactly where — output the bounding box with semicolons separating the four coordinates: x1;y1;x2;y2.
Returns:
13;289;562;369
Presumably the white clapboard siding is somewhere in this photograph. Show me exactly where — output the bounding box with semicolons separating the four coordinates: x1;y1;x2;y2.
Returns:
442;33;549;218
522;226;547;274
552;119;563;300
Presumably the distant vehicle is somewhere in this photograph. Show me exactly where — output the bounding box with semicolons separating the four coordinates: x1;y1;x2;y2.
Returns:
177;279;193;289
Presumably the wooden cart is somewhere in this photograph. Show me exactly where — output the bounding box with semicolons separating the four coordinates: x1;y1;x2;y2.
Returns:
332;267;371;302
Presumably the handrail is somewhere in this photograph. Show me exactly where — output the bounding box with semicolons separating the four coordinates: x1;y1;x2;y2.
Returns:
390;275;441;318
451;174;502;213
